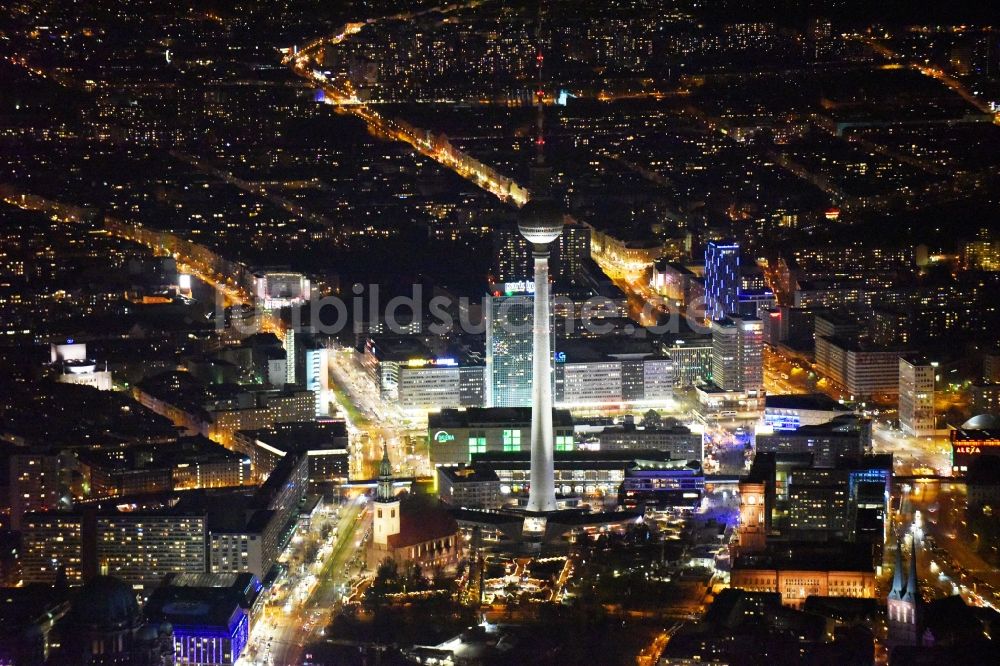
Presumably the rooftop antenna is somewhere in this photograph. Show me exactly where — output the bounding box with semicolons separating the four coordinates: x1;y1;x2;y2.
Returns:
529;1;552;195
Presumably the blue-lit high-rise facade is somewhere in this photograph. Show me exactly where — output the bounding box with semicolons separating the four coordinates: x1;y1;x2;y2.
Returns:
705;240;740;321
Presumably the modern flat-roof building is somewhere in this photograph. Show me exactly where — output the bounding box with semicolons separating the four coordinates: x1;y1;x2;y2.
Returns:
20;508;207;589
436;466;502;510
133;371;315;447
234;420;349;485
574;419;702;461
253;271;310;310
97;512;208;588
651;261;697;304
737;288;776;320
485;288;537;408
144;573;261;666
362;336;485;409
471;449;677;501
814;336;907;399
705;241;740;321
22;452;309;587
785;468;851;537
763;394;851;432
662;338;713;388
20;513;85;584
737;451;890;560
77;437;250;498
618;460;705;508
899;355;936;437
711;316;763;394
553;339;673;407
755;415;870;468
428;407;575;466
7;449;67;530
207;453;308;579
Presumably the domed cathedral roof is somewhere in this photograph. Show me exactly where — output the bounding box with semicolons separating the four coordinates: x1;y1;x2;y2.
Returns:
69;575;141;632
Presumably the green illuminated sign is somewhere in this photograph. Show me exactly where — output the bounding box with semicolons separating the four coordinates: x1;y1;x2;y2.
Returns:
434;430;455;443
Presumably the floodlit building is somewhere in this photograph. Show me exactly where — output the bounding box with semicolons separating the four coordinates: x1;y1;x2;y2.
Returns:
302;341;329;416
472;449;678;501
554;346;673;407
711;316;763;393
763;394;851;432
887;533;922;647
369;447;460;569
51;342;113;391
436;465;502;509
651;261;697;305
253;271;310;309
730;544;877;609
363;336;484;410
899;355;936;437
663;338;713;387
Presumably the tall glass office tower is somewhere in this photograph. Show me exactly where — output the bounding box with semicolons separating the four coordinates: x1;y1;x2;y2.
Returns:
705;240;740;321
486;288;535;408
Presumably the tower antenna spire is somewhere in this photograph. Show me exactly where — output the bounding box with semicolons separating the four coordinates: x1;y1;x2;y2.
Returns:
534;0;545;168
530;1;552;195
904;532;920;601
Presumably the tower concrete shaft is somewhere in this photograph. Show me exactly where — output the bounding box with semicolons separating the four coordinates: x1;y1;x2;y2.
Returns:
526;246;556;513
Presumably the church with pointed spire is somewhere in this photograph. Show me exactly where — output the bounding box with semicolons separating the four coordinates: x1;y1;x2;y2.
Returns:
372;445;401;547
367;445;460;570
887;531;923;647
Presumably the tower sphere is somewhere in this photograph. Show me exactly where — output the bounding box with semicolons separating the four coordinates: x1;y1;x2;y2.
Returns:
518;196;564;245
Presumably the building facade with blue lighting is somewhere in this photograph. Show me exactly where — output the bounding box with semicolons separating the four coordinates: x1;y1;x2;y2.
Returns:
144;573;261;666
705;241;740;321
619;462;705;508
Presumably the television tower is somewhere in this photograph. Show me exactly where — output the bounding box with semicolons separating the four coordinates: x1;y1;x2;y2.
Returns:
520;1;563;515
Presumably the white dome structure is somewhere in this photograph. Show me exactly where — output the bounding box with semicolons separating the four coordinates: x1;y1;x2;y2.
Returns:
961;414;1000;430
